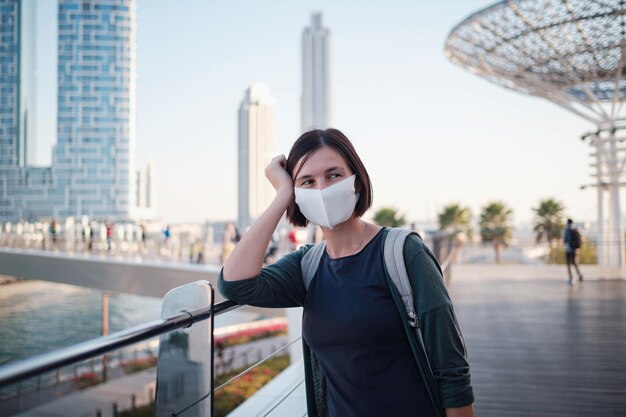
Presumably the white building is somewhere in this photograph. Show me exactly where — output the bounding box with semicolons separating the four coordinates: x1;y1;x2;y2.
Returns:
238;82;276;231
301;12;331;132
135;161;156;220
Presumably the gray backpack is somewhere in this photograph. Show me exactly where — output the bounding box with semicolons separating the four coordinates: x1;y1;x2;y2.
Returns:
300;227;445;417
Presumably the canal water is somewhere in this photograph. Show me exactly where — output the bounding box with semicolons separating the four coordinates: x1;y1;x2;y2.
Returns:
0;280;258;365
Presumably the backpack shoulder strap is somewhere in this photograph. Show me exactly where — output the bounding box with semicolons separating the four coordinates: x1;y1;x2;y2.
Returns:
384;227;418;328
301;241;327;291
384;228;446;417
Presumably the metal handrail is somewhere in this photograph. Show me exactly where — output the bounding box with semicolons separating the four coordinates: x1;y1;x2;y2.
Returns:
0;300;241;388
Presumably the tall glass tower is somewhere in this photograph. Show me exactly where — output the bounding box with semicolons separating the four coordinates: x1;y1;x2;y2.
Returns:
238;82;276;231
0;0;22;172
0;0;43;220
54;0;136;219
301;12;331;132
0;0;36;170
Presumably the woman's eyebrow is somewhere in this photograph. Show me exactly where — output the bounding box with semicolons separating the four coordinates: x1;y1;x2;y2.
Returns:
296;166;344;182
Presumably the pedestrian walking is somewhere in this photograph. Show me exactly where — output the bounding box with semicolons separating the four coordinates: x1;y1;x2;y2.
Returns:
563;218;584;285
140;224;147;249
105;221;113;251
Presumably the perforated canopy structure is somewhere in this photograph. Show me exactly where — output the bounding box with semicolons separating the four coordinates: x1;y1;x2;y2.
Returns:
445;1;626;266
445;0;626;127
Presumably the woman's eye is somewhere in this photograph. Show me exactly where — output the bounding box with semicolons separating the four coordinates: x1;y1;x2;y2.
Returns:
301;179;313;186
329;173;341;179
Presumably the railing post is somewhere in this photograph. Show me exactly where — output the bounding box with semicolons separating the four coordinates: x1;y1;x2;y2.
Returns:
112;402;118;417
102;293;109;382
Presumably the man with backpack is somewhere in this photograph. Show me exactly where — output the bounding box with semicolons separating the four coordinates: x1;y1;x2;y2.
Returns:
563;218;584;285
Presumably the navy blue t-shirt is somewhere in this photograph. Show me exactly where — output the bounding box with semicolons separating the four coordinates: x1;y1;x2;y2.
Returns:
302;228;437;417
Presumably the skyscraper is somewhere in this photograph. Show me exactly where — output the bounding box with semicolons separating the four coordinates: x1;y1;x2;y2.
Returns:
54;0;137;219
0;0;137;221
301;12;331;132
0;0;37;169
238;82;276;231
135;160;155;219
0;0;48;221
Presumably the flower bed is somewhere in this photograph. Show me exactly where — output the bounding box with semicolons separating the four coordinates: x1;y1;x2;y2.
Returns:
72;371;101;389
214;355;290;417
215;320;288;348
122;356;157;374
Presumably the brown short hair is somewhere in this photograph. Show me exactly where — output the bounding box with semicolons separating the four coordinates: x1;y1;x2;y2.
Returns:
285;128;373;227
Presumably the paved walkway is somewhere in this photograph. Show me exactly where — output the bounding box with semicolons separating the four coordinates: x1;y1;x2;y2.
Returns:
15;369;155;417
450;264;626;417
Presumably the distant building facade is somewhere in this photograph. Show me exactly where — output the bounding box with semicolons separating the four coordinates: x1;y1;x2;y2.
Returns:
0;0;50;220
301;12;331;132
237;82;275;231
0;0;137;221
135;161;155;220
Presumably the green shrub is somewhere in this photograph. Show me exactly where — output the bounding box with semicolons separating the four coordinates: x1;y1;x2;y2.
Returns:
119;404;153;417
550;243;597;264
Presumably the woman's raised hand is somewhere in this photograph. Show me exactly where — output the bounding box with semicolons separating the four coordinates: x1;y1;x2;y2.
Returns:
224;154;293;281
265;155;293;196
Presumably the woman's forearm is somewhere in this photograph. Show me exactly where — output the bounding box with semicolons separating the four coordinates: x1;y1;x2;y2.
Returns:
222;191;292;281
445;404;474;417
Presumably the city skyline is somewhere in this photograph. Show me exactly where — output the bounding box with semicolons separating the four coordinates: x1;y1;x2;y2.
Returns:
21;1;603;226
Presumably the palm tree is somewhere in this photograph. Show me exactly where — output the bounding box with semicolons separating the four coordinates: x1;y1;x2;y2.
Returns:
532;198;565;244
438;203;473;242
532;198;566;263
373;207;406;228
479;201;513;264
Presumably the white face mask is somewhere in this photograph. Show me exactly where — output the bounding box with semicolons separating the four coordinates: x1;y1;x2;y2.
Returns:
294;174;359;229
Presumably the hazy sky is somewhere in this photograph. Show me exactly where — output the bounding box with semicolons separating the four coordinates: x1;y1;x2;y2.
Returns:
34;0;600;227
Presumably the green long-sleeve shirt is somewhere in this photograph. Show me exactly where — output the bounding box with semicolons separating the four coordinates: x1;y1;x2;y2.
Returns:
218;229;474;416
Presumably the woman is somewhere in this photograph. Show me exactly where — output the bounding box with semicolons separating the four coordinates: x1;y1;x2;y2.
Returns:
219;128;474;417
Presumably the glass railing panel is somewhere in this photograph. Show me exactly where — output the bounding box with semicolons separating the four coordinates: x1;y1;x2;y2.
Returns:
155;281;213;417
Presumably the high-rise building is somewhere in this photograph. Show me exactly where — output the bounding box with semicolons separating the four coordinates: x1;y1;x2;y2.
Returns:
0;0;50;221
238;82;276;231
0;0;137;221
0;0;37;169
54;0;137;219
135;160;155;219
301;12;331;132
